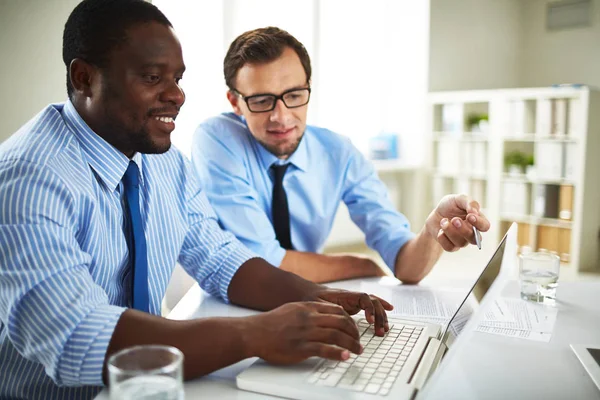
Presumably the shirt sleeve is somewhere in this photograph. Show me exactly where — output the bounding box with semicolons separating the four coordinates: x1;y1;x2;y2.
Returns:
341;145;416;272
190;120;286;267
177;159;259;303
0;160;126;387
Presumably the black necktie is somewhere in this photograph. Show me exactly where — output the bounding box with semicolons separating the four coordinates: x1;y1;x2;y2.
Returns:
271;163;293;250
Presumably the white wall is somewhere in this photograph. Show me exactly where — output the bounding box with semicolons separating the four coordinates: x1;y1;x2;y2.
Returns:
0;0;81;142
520;0;600;88
428;0;522;92
429;0;600;91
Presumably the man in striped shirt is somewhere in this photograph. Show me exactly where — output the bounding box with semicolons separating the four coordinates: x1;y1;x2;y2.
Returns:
0;1;392;398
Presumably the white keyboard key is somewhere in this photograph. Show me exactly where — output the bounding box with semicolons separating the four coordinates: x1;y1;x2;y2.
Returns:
356;378;369;385
344;366;362;383
307;374;319;384
321;372;343;387
380;387;391;395
365;383;381;394
371;377;384;385
340;377;354;385
351;383;367;392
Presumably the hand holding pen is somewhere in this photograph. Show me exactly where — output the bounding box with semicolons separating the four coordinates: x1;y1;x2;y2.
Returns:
427;194;490;252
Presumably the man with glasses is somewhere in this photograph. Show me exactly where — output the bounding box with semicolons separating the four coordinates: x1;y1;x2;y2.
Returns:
192;27;490;284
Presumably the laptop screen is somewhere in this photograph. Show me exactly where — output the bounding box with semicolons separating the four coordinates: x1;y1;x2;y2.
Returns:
439;231;508;343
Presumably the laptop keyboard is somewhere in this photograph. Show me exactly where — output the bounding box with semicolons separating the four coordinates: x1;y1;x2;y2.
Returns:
306;319;424;396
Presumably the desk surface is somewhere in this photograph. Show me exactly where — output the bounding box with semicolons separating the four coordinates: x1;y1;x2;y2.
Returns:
96;277;600;399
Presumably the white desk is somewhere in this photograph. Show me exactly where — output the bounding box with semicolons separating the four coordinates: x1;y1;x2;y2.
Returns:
96;277;600;399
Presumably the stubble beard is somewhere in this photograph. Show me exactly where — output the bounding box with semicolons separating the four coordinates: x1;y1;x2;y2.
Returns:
100;83;171;156
259;134;303;159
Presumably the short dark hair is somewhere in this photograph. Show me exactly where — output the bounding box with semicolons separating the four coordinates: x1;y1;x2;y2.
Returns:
62;0;172;98
223;27;312;91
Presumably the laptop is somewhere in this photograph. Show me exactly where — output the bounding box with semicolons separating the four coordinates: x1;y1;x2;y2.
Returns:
237;223;516;399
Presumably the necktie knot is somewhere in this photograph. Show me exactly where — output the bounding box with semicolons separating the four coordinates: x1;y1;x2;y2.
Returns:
271;163;290;183
123;161;140;189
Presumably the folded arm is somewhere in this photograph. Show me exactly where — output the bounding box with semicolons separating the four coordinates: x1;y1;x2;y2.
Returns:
279;250;387;283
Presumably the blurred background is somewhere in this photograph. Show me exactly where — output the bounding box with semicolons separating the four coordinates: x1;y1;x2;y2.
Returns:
2;0;599;313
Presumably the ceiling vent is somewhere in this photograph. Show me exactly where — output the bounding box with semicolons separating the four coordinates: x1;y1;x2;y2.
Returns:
547;0;592;31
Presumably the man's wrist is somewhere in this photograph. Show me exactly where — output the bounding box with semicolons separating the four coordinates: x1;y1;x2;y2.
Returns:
239;315;264;359
424;211;441;240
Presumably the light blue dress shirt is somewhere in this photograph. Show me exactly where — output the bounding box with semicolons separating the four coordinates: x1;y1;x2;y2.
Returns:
192;112;415;271
0;102;255;399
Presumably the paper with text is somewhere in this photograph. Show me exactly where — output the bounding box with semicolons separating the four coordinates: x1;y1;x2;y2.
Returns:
360;283;557;342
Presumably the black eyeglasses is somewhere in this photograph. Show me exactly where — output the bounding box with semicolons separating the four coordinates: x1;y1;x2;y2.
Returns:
233;87;311;113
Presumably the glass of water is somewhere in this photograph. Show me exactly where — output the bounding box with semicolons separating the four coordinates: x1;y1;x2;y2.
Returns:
108;345;184;400
519;252;560;304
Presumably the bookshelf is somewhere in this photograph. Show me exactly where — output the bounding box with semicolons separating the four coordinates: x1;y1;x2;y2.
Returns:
426;87;600;274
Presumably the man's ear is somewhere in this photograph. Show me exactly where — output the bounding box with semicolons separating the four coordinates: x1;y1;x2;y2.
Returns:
226;90;243;116
69;58;98;98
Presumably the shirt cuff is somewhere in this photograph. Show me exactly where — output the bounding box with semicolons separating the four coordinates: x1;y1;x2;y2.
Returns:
262;245;286;268
58;304;127;386
211;242;258;304
380;231;417;273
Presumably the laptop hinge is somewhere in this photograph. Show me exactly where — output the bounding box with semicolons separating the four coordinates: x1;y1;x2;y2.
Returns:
409;337;448;392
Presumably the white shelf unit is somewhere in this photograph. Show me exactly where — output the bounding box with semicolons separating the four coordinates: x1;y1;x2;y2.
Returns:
426;87;600;274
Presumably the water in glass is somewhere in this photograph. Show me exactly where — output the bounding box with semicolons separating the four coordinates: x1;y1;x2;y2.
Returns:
111;375;183;400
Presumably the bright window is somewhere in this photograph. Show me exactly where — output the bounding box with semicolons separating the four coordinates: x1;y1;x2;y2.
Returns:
153;0;429;164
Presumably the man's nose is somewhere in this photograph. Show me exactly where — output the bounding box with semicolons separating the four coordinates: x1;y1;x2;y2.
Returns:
161;80;186;107
269;98;292;123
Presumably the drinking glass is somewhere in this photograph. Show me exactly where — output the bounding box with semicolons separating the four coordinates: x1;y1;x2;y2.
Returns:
519;252;560;304
108;345;184;400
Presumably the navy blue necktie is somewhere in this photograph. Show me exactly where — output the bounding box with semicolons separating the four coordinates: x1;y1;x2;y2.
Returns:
271;163;293;250
123;161;149;312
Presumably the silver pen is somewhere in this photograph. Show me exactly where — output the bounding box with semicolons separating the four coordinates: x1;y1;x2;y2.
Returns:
473;225;482;250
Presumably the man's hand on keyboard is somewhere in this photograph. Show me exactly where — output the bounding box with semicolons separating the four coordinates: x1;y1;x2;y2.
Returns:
309;289;393;337
244;301;363;364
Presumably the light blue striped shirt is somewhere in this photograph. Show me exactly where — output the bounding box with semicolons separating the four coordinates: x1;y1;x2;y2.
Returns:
192;112;415;270
0;102;255;399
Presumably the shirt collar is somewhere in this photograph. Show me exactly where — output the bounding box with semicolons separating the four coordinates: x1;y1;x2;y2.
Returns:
235;114;308;172
62;100;143;191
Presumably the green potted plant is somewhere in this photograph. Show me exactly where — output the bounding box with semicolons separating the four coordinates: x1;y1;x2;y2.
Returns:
504;151;527;176
525;154;535;179
467;113;489;134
